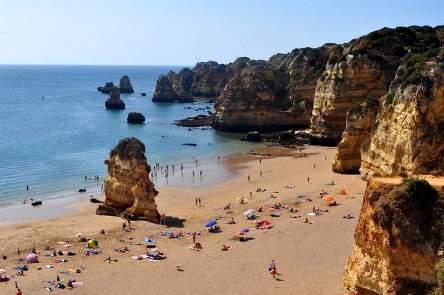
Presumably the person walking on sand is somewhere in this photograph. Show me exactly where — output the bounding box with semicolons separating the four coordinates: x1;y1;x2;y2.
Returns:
192;232;196;244
195;198;198;206
260;170;263;177
313;163;316;170
249;192;253;199
248;175;251;182
122;221;127;231
269;260;277;279
198;198;202;206
307;176;310;183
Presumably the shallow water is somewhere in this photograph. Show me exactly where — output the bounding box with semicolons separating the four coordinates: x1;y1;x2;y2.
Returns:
0;65;258;205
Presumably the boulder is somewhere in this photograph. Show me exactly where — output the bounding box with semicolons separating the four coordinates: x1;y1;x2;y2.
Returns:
98;82;116;94
105;88;125;110
127;112;145;124
97;137;160;223
241;131;262;142
119;75;134;94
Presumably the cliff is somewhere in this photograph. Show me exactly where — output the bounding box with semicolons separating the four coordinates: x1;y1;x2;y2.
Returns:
332;26;443;176
343;177;444;294
97;137;160;223
360;60;444;179
119;75;134;94
212;47;331;132
152;58;250;102
311;26;442;144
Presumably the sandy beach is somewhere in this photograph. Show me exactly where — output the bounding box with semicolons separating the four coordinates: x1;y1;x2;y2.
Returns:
0;146;366;294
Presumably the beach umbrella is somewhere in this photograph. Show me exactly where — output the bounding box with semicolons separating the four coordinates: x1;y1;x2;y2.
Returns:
144;237;155;244
322;195;335;202
25;253;39;263
240;227;249;234
87;239;98;249
205;219;217;228
258;219;271;226
243;209;256;216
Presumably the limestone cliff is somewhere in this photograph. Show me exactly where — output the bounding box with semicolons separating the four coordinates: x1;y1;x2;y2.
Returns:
343;178;444;294
152;59;250;102
332;101;379;174
105;88;125;110
119;75;134;94
360;61;444;179
97;137;160;223
212;47;331;132
311;26;442;145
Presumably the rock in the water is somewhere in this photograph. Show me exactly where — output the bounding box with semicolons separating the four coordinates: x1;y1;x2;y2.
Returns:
105;88;125;110
175;114;212;127
97;137;160;223
98;82;116;94
241;131;262;142
141;92;147;96
343;178;444;294
127;112;145;124
152;69;194;102
119;75;134;94
31;200;42;206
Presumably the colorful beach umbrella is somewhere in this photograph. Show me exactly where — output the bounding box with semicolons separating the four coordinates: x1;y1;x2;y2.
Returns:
205;219;217;228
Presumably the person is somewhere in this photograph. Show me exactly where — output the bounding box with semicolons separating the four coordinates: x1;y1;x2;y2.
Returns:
313;163;316;169
192;232;196;244
269;260;277;279
248;175;251;182
17;248;20;256
26;185;29;191
16;288;23;295
259;159;262;164
195;198;198;206
192;170;195;177
200;170;202;176
127;218;131;230
122;221;127;231
307;176;310;183
198;198;202;206
260;170;263;177
249;192;253;199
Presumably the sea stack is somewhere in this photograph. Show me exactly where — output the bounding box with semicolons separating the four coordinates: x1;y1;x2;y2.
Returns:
119;75;134;94
127;112;145;124
105;88;125;110
97;137;160;223
97;82;116;94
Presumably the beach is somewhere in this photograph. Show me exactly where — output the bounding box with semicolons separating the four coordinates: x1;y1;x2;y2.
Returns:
0;145;366;294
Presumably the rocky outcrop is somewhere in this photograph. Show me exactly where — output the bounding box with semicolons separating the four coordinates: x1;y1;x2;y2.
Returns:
127;112;145;124
332;101;379;173
175;114;212;127
213;47;332;132
311;26;442;145
152;68;194;102
105;88;125;110
360;60;444;179
152;59;251;103
343;177;444;294
119;75;134;94
97;137;160;223
98;82;116;94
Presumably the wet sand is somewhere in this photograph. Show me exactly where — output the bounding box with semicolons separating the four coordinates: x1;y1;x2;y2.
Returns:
0;146;366;294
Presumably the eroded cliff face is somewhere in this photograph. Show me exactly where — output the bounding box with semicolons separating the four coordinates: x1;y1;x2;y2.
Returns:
152;59;250;102
343;178;444;294
97;137;160;223
360;62;444;179
212;47;331;132
332;102;378;174
311;26;442;145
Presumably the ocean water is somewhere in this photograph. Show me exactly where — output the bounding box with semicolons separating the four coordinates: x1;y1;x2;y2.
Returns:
0;65;257;206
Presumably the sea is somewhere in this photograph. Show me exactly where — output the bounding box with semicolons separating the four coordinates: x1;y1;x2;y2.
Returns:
0;65;258;207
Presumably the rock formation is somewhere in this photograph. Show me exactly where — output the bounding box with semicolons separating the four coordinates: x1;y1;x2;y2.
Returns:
212;47;332;132
127;112;145;124
98;82;116;94
105;88;125;110
152;59;250;103
360;61;444;179
97;137;160;223
343;178;444;294
119;75;134;94
331;26;444;176
311;26;442;145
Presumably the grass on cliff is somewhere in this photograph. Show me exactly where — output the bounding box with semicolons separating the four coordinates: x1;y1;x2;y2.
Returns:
371;178;444;251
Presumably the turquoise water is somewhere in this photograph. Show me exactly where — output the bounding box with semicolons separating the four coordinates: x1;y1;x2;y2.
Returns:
0;65;256;205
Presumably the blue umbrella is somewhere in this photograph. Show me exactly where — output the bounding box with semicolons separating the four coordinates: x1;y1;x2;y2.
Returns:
205;219;217;228
240;227;249;233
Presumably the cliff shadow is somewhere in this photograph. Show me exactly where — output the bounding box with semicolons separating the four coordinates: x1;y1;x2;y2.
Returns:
164;216;186;228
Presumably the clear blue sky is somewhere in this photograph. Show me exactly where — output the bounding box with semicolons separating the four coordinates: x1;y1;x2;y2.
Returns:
0;0;442;65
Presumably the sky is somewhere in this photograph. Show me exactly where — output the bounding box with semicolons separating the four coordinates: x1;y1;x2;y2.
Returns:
0;0;442;66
